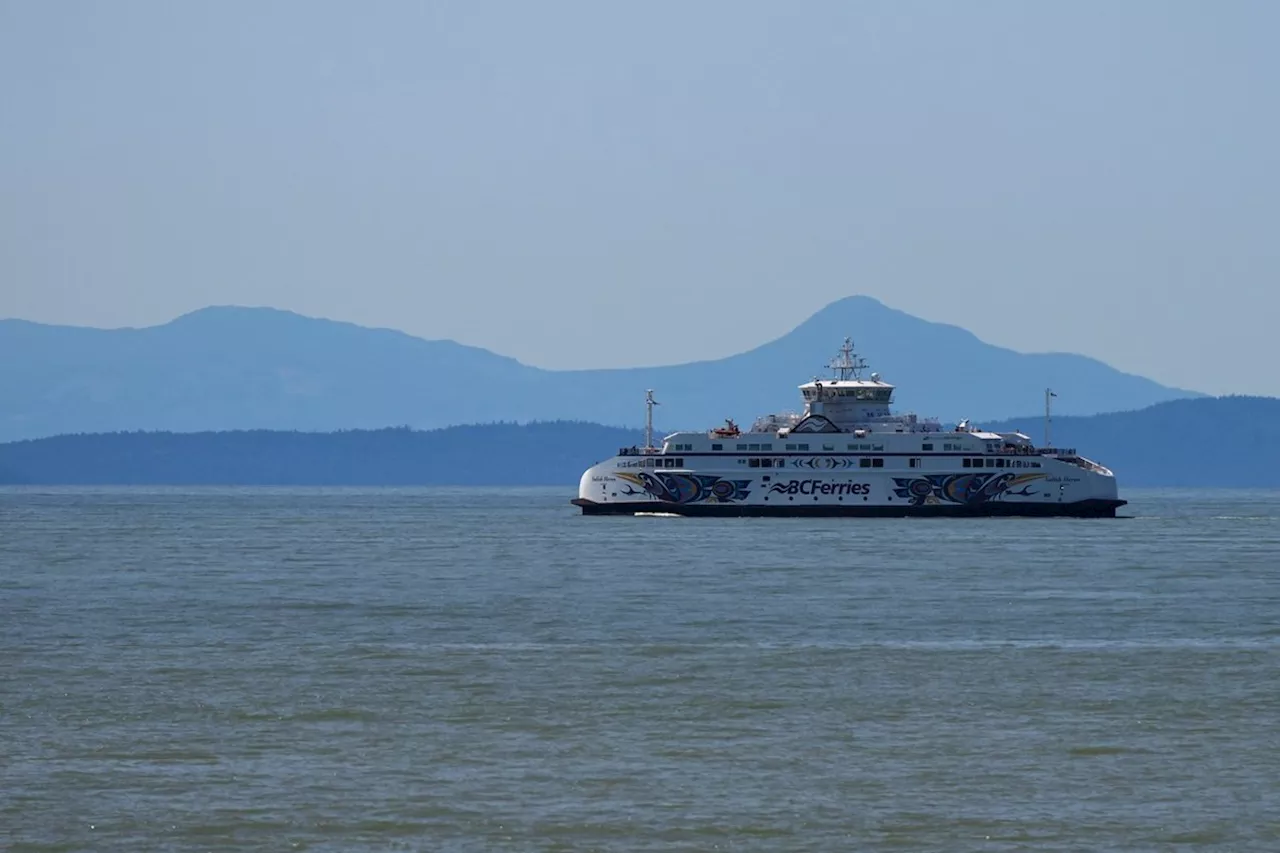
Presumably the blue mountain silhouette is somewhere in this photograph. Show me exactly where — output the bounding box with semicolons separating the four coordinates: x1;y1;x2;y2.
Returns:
1;396;1275;488
0;296;1200;441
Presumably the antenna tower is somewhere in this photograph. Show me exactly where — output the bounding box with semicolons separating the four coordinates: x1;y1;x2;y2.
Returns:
1044;388;1056;447
644;390;659;450
827;337;868;381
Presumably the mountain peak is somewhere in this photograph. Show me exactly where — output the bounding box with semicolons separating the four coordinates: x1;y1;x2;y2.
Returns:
765;294;980;362
164;305;324;329
0;297;1203;441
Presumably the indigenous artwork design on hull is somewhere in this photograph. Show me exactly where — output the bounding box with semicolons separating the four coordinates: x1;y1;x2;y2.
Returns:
793;457;861;469
891;472;1046;506
615;471;753;504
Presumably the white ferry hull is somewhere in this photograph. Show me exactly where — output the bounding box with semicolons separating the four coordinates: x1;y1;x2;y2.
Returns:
572;497;1125;518
574;459;1126;518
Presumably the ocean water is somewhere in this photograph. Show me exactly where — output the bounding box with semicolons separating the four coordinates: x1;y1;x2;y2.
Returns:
2;486;1278;852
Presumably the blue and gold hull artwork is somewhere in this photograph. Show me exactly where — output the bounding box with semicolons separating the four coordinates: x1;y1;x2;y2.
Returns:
891;472;1046;506
615;471;753;504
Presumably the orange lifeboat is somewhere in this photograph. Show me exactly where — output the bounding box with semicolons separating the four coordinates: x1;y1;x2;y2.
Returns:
711;418;741;438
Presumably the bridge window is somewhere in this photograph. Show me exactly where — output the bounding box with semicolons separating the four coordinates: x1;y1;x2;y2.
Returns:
737;444;748;451
711;443;723;451
922;443;934;452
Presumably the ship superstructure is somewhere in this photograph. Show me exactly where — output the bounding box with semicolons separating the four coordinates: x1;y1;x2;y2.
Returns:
572;338;1125;517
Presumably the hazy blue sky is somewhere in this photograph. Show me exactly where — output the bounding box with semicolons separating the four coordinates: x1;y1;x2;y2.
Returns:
2;1;1276;394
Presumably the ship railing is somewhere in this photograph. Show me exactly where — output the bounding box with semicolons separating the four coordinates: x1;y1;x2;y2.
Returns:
617;445;662;456
1039;449;1110;475
1037;447;1077;457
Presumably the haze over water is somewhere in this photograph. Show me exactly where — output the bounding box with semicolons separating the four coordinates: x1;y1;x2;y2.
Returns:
3;487;1279;851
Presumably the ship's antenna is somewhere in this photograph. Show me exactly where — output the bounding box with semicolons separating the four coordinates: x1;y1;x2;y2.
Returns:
1044;388;1057;447
645;389;660;450
827;337;868;381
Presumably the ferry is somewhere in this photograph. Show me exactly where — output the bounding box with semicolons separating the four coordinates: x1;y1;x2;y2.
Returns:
572;338;1126;518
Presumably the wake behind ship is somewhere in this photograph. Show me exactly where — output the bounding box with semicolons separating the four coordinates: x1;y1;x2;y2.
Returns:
572;339;1126;518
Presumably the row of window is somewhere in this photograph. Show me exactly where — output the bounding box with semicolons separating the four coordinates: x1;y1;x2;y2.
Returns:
688;442;980;453
963;458;1042;469
633;456;1038;471
633;457;686;468
801;388;893;402
705;442;898;452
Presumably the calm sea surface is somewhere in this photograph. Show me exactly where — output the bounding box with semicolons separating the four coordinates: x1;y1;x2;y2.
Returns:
2;487;1279;852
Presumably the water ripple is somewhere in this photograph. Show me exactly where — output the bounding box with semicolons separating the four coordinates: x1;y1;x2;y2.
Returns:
2;486;1278;851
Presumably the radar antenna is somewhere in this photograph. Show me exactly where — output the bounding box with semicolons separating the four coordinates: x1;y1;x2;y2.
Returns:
827;337;869;381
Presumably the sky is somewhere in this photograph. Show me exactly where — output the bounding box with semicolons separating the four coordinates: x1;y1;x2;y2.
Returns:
2;1;1277;395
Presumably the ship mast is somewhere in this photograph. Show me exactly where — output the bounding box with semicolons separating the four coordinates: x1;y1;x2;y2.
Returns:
1044;387;1056;446
644;389;659;451
827;337;868;381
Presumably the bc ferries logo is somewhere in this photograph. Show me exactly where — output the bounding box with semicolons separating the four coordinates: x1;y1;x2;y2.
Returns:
768;480;870;496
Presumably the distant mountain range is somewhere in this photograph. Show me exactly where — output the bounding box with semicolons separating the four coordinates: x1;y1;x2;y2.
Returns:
983;395;1279;489
0;295;1201;442
1;396;1275;488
